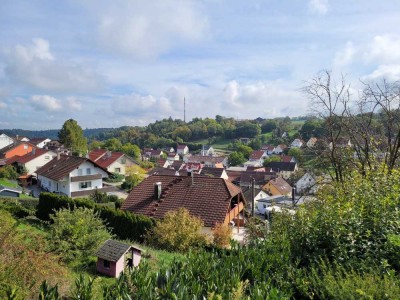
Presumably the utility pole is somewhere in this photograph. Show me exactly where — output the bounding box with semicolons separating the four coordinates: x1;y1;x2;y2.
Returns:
251;177;255;217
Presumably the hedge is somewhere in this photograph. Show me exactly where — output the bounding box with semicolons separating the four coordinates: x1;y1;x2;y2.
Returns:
36;192;154;242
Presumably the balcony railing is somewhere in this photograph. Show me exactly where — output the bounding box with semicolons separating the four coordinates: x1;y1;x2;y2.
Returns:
70;174;102;182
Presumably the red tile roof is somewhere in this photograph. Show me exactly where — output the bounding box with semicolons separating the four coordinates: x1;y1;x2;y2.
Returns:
15;149;53;164
89;149;107;161
250;150;265;160
122;175;244;227
92;151;124;169
177;144;187;150
281;155;294;163
36;155;109;181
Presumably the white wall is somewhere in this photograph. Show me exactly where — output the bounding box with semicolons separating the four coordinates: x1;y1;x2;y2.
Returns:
24;151;57;175
0;134;14;150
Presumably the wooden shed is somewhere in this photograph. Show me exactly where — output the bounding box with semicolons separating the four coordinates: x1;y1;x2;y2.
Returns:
95;239;142;278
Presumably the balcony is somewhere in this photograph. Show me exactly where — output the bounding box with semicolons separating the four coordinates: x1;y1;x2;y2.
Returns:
70;174;102;182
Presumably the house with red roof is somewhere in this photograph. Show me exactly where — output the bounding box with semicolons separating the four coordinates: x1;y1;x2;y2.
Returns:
13;148;57;175
36;155;113;198
89;149;137;175
122;174;246;232
28;137;52;148
0;142;37;159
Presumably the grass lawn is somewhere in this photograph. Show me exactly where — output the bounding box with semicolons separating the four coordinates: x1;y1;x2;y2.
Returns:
0;178;18;188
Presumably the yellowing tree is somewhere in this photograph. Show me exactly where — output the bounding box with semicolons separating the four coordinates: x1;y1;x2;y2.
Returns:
147;208;208;252
212;222;232;248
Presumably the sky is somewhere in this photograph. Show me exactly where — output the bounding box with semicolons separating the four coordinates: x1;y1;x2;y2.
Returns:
0;0;400;130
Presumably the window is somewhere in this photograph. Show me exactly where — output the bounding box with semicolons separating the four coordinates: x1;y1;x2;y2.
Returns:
114;167;121;173
86;168;91;175
24;145;28;149
78;169;83;176
263;204;267;208
45;156;50;160
121;158;126;164
79;181;92;189
103;260;110;269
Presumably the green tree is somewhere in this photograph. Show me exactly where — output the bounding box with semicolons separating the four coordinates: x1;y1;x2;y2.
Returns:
58;119;88;156
228;151;246;166
261;119;277;133
0;165;19;180
146;208;208;252
121;143;141;159
263;155;282;166
288;147;304;164
236;144;253;159
49;207;111;262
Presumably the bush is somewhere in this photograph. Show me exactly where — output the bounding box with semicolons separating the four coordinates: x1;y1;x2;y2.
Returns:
146;208;208;252
49;207;111;262
212;222;232;248
36;192;154;242
0;165;19;180
105;172;125;183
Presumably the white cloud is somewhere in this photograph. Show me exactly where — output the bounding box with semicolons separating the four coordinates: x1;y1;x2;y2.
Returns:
66;97;82;111
362;64;400;81
96;0;208;58
364;35;400;63
308;0;329;15
30;95;62;112
3;38;101;93
333;41;356;67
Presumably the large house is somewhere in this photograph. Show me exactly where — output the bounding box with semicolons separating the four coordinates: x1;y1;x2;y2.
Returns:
121;174;245;232
290;139;304;148
200;145;215;156
89;149;137;175
36;155;112;198
13;148;57;175
296;172;318;194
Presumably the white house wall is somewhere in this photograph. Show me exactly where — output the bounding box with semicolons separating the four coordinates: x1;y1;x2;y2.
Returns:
0;134;14;150
24;151;57;175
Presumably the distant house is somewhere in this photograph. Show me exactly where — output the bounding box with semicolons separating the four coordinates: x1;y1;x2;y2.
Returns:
200;145;215;156
177;144;189;155
0;133;14;150
184;154;228;168
296;172;318;194
0;142;36;159
238;171;276;189
306;137;318;148
201;167;228;179
256;195;294;215
265;162;298;179
29;137;52;149
36;155;112;198
14;136;30;142
290;139;304;148
167;152;180;162
281;155;296;163
89;149;137;175
122;174;245;232
95;239;142;278
262;177;292;196
329;138;352;150
261;145;276;155
274;144;287;154
44;140;70;154
243;160;263;168
13;148;57;175
242;187;269;211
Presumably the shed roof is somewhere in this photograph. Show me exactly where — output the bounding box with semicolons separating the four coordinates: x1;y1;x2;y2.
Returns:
95;239;137;262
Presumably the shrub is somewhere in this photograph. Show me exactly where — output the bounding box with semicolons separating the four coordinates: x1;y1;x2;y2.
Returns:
146;208;208;252
0;165;19;180
104;172;125;183
212;222;232;248
49;207;111;262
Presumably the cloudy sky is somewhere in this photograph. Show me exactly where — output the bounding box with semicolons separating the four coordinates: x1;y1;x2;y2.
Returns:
0;0;399;130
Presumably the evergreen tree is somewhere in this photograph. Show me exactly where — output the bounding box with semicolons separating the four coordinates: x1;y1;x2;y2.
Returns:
58;119;88;156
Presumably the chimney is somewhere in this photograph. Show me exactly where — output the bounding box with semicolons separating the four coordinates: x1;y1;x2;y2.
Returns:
32;148;36;155
154;182;162;200
57;152;61;160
